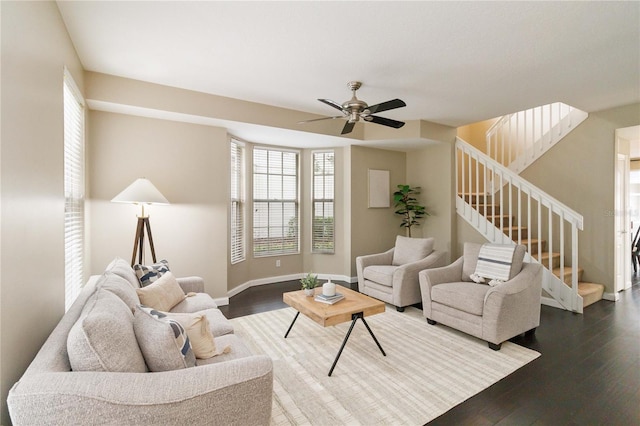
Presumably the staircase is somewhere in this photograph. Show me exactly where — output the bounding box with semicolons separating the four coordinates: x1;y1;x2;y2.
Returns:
486;102;588;174
456;138;605;313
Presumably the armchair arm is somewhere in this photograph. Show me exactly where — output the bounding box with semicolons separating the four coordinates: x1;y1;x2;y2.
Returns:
176;276;205;294
482;262;543;344
8;355;273;425
356;248;394;288
419;257;463;318
392;250;448;307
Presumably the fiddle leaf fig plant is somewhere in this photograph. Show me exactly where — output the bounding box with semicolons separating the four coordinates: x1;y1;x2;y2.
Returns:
393;184;428;237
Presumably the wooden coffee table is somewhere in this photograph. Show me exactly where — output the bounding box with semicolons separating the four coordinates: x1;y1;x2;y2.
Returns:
282;285;386;376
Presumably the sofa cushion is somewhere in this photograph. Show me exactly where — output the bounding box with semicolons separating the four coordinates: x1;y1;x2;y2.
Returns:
363;265;398;287
134;259;170;287
462;243;526;282
392;235;434;266
170;292;218;313
67;289;147;373
136;271;185;312
133;305;196;371
200;308;235;337
100;272;140;311
105;257;140;288
163;312;230;359
431;282;490;316
195;335;250;366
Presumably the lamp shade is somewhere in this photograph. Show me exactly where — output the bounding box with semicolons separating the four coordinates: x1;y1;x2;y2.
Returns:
111;178;169;205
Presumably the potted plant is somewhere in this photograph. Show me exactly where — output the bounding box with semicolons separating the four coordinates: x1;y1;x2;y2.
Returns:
393;184;428;237
300;272;319;296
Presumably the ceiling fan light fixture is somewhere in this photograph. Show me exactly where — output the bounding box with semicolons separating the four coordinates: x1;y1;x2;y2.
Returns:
299;81;406;135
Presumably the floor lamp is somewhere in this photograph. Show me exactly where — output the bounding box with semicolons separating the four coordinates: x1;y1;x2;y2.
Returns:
111;178;170;266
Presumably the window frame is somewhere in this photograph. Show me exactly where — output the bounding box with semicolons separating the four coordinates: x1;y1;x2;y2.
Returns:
63;68;86;311
230;139;246;264
311;150;335;254
252;146;300;258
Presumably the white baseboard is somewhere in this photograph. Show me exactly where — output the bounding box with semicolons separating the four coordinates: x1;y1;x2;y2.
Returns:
226;273;355;300
214;297;230;307
602;292;619;302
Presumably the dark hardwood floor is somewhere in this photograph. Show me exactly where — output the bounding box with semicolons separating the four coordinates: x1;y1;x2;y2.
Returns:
219;279;640;425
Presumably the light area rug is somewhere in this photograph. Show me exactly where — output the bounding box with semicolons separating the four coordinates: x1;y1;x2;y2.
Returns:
230;305;540;426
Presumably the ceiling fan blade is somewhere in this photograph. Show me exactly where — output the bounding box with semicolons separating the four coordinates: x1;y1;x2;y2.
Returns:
341;121;356;135
318;98;345;112
367;115;405;129
366;99;406;114
298;115;344;124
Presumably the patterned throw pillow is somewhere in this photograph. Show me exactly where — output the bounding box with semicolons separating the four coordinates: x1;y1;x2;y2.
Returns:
134;259;170;287
133;305;196;371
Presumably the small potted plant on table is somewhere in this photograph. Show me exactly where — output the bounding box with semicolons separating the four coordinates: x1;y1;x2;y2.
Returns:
300;272;319;297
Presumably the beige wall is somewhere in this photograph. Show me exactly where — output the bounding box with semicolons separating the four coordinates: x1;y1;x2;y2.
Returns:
520;103;640;293
406;140;457;261
0;1;85;423
88;111;229;298
349;146;406;276
456;118;498;150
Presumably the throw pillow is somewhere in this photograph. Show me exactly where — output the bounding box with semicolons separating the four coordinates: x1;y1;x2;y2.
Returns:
163;311;230;359
134;259;170;287
472;243;517;286
392;235;435;266
99;272;140;311
136;271;185;312
67;289;147;373
105;256;141;288
133;305;196;371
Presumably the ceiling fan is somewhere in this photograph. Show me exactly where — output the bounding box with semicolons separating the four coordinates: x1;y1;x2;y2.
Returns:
299;81;406;135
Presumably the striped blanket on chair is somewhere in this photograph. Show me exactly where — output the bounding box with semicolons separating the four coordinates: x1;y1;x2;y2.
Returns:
470;243;516;286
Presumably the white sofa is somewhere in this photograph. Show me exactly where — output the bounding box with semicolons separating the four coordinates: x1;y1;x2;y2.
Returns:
8;258;273;425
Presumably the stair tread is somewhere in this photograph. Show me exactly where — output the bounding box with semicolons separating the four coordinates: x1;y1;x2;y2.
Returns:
533;252;560;259
578;282;605;295
578;282;605;308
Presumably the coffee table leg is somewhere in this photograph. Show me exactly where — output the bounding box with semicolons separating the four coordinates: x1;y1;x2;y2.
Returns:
284;311;300;338
360;316;386;356
328;314;359;377
328;312;386;376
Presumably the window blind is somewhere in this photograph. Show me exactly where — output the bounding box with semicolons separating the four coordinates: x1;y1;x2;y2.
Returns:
230;140;246;264
253;148;299;257
312;151;335;253
63;69;85;312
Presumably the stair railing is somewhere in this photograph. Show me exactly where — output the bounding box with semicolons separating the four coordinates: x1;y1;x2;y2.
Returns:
456;137;584;312
486;102;587;173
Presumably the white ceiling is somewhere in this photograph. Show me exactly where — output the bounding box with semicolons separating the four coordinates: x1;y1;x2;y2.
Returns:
57;1;640;144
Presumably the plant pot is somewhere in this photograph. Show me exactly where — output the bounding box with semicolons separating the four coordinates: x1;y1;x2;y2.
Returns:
303;288;315;297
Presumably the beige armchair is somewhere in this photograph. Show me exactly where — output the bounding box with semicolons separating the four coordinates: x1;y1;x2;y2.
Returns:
419;242;542;350
356;236;447;312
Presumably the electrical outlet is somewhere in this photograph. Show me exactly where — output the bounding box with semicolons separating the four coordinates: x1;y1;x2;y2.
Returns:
276;260;281;267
